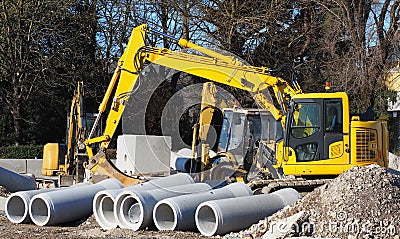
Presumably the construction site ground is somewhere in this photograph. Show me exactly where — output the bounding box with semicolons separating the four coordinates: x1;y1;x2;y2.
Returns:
225;155;400;239
1;153;400;239
0;212;212;239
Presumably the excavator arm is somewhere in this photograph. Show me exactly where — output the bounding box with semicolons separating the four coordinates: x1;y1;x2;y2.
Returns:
66;81;87;180
85;25;147;154
142;44;301;123
83;25;147;185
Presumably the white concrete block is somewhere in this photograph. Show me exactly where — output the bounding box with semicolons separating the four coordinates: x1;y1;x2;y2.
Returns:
0;159;27;173
0;159;43;176
26;159;44;176
116;135;171;175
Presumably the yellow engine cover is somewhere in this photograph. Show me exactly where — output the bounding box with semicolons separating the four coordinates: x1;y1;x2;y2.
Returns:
42;143;60;176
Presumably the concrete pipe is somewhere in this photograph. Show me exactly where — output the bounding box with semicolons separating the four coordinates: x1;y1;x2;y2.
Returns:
195;188;301;236
116;183;211;231
5;182;89;224
6;188;60;224
93;173;194;230
175;157;200;173
124;173;195;189
153;182;252;231
29;179;123;226
0;167;36;193
93;188;124;230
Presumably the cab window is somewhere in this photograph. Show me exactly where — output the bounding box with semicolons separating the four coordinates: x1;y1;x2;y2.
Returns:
325;101;342;133
291;103;320;139
228;113;246;150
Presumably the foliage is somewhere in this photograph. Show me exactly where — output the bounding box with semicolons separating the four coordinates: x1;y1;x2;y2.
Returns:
0;145;43;159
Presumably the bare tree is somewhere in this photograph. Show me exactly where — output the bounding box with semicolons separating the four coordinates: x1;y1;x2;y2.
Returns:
190;0;398;114
312;0;399;113
0;0;99;145
0;0;58;145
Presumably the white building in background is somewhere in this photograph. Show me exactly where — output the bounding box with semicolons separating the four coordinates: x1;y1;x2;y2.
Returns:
386;63;400;151
387;63;400;114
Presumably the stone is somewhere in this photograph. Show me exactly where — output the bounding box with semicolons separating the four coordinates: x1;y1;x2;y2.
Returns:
115;135;171;175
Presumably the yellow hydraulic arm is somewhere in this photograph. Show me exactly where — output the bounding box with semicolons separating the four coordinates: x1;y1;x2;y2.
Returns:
143;43;302;123
84;24;301;184
197;82;234;142
193;82;234;173
84;25;147;185
65;81;86;176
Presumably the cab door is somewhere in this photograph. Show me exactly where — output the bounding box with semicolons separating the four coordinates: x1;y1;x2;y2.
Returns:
323;100;344;160
285;99;324;165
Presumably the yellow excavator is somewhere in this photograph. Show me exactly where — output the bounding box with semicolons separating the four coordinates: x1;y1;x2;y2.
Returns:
42;81;92;185
44;24;389;190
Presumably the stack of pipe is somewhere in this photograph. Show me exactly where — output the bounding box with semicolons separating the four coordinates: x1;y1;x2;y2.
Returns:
152;182;253;231
29;179;123;226
6;182;89;224
6;188;61;224
93;173;196;230
114;183;211;230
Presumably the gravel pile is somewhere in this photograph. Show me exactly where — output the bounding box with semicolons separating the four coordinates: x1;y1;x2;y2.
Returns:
225;164;400;239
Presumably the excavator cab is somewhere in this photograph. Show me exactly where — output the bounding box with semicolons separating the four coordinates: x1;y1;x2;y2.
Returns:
216;108;283;175
282;92;387;176
283;92;388;177
285;96;344;163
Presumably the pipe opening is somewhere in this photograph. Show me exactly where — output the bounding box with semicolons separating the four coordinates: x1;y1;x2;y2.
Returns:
93;195;104;221
30;198;50;226
154;203;176;230
101;196;116;224
6;196;27;223
120;197;139;226
196;205;217;235
128;203;141;224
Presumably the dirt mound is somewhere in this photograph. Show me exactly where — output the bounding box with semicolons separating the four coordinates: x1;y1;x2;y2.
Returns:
226;164;400;239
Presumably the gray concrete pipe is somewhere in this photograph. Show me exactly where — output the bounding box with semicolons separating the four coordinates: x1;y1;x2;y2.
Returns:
6;182;90;224
29;179;123;226
116;183;211;231
153;182;253;231
195;188;301;236
93;173;195;230
6;188;60;224
0;167;36;193
93;188;125;230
